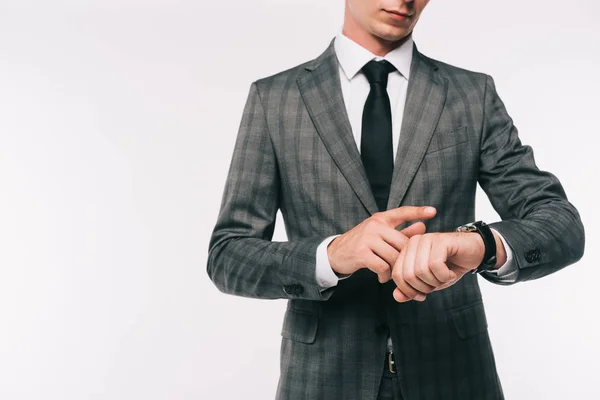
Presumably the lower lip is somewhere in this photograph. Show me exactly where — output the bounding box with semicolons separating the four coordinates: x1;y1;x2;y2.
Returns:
385;11;410;21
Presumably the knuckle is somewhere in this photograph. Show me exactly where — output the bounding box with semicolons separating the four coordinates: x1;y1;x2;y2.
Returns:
408;235;420;244
414;264;427;278
367;258;382;273
428;254;442;263
421;285;434;294
365;217;376;226
363;218;380;231
377;262;390;274
371;211;383;218
420;233;432;244
370;213;385;223
430;259;447;273
368;211;387;228
430;259;444;270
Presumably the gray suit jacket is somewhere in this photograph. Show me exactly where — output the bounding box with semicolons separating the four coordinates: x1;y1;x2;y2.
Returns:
207;37;585;400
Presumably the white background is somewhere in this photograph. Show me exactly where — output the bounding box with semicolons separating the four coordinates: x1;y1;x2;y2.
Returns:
0;0;598;399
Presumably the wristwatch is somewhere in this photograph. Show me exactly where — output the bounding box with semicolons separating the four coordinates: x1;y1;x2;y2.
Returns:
455;220;497;274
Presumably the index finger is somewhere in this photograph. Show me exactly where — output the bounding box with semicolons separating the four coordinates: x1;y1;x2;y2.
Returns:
380;206;437;228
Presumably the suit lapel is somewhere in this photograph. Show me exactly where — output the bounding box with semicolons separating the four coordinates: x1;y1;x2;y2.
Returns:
297;38;380;215
296;39;448;215
387;45;448;210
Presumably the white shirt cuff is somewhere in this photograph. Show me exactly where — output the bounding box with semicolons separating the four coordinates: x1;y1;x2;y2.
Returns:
315;234;350;289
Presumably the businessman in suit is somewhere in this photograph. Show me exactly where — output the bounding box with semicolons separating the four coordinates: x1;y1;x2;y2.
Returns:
207;0;585;399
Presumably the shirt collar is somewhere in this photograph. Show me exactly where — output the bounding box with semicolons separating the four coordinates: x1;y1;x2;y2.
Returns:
333;29;413;81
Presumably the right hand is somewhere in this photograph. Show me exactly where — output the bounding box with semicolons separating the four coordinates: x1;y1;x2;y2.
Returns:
327;206;437;283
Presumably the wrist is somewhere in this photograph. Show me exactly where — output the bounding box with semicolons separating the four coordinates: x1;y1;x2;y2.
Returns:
455;220;497;273
466;232;486;271
491;230;507;269
327;236;342;275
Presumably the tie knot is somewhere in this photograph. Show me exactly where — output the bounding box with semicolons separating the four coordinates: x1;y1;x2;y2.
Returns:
361;59;396;85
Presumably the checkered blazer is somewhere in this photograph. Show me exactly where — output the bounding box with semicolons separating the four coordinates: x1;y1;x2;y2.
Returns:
207;37;585;400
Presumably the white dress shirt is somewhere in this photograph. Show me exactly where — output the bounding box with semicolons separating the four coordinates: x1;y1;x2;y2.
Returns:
315;30;518;299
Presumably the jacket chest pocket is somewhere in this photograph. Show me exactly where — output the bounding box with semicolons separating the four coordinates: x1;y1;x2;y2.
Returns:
413;125;477;197
425;125;469;155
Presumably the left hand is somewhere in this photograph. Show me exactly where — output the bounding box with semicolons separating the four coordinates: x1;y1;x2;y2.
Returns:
391;232;489;302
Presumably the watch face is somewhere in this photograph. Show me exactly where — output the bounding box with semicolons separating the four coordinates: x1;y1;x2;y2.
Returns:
456;223;477;233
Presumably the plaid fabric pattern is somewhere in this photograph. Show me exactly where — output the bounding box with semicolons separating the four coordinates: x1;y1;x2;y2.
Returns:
207;37;585;400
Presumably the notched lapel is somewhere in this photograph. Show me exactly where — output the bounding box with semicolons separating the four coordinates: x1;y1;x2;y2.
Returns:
295;40;448;216
387;47;448;210
297;38;380;216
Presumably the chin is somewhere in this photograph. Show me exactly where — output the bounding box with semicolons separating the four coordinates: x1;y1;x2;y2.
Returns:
372;23;410;42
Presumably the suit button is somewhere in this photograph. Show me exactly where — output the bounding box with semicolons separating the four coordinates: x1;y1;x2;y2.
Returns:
294;284;304;294
525;249;539;263
283;285;291;294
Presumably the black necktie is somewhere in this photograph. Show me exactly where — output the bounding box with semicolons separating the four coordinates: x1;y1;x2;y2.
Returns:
361;59;396;212
362;60;397;351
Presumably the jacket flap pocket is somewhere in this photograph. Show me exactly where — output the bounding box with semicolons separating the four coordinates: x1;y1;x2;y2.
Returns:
426;125;469;154
281;309;318;344
449;300;488;339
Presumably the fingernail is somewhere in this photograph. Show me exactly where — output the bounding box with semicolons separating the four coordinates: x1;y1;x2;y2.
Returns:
425;207;436;214
415;294;426;301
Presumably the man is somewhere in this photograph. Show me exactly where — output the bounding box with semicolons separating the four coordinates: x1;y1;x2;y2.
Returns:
207;0;585;399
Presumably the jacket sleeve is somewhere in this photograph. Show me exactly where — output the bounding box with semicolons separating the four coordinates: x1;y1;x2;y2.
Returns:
478;74;585;285
207;81;335;301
